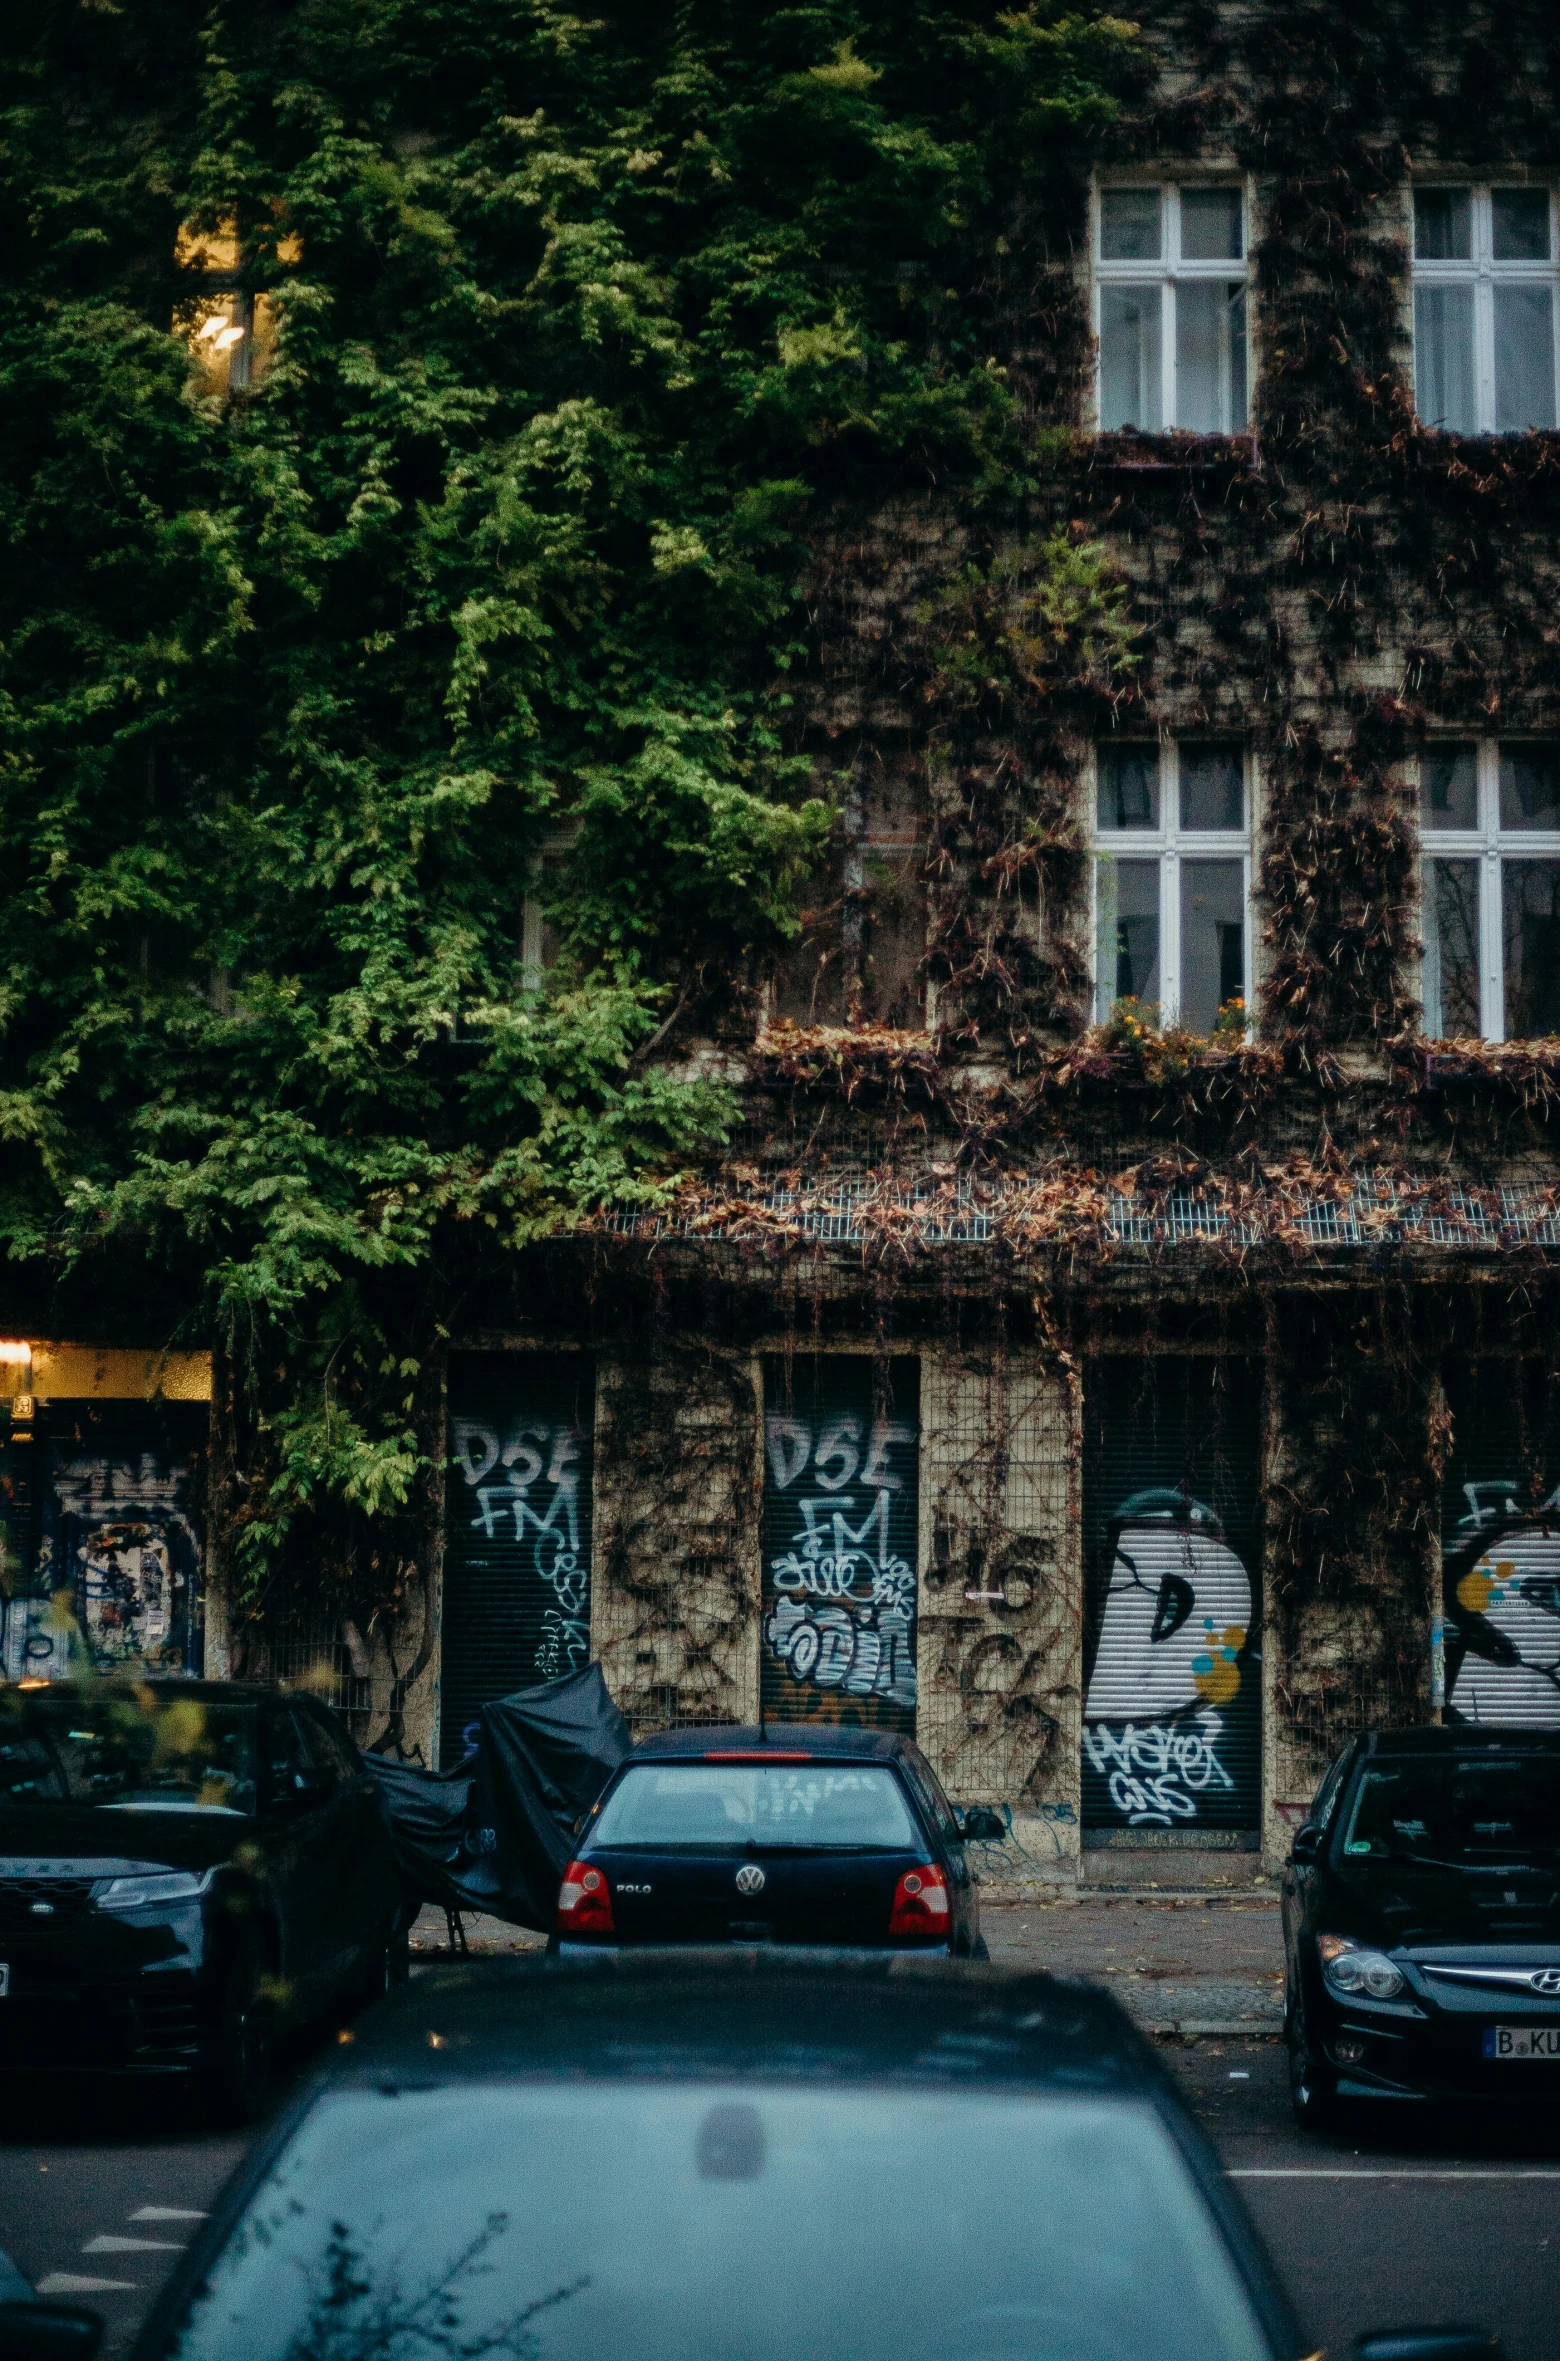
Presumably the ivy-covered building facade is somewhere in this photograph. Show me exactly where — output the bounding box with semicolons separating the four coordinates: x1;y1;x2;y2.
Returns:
6;1;1560;1879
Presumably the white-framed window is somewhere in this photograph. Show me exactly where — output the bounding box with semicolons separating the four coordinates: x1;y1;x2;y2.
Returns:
1094;184;1250;434
1412;185;1559;433
1093;741;1252;1031
1420;743;1560;1039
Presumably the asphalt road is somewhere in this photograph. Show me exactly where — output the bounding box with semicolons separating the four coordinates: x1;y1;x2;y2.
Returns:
3;2022;1559;2358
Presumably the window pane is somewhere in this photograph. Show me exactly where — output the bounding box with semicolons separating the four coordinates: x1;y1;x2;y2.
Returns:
1494;284;1557;431
1176;281;1246;432
1179;859;1244;1035
1100;189;1162;262
1493;189;1552;262
1415;188;1472;261
1414;285;1477;431
1502;860;1560;1037
1421;744;1479;829
1180;745;1244;830
1097;858;1161;1018
1099;286;1163;430
1097;746;1159;831
1180;189;1243;261
1499;748;1560;830
1422;857;1481;1037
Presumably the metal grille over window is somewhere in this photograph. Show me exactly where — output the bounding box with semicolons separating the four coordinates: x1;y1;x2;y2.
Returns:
1420;741;1560;1039
1096;186;1249;434
441;1354;594;1766
1412;186;1559;433
760;1356;920;1735
1094;742;1250;1033
1081;1360;1261;1842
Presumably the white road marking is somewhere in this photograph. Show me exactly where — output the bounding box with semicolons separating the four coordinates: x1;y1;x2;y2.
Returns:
129;2208;208;2223
1230;2167;1560;2180
82;2235;184;2253
37;2274;137;2295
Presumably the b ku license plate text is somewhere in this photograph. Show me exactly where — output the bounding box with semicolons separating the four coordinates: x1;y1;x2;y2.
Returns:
1484;2025;1560;2060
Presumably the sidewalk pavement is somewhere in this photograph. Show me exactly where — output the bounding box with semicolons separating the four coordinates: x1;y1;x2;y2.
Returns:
408;1887;1287;2038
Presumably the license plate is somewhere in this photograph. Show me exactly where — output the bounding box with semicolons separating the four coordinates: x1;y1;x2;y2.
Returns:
1484;2025;1560;2060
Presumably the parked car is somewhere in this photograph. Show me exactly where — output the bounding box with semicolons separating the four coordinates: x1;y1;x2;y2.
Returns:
0;1677;404;2117
552;1725;1002;1954
70;1952;1321;2361
1283;1723;1560;2125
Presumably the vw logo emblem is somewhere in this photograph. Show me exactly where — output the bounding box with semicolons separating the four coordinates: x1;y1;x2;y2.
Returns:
735;1864;766;1897
1530;1969;1560;1996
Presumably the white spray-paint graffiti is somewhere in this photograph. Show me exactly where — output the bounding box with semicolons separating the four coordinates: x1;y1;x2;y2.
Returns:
453;1417;589;1679
1;1450;201;1679
1444;1480;1560;1726
1083;1490;1254;1828
761;1410;918;1712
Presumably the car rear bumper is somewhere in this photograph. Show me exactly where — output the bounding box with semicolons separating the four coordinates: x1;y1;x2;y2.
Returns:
554;1937;954;1960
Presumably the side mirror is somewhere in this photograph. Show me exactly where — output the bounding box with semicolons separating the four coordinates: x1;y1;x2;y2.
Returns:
1355;2333;1502;2360
276;1771;334;1815
957;1807;1007;1843
0;2300;104;2357
1291;1822;1323;1865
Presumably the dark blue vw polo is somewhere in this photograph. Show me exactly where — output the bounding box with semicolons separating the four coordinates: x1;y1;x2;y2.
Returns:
553;1725;1000;1955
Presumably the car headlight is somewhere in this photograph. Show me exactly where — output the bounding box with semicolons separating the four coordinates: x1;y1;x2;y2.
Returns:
95;1870;213;1912
1318;1933;1405;2000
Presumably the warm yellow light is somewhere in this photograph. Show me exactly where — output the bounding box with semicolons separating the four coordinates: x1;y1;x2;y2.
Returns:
196;313;231;343
0;1342;30;1365
16;1678;49;1690
212;325;246;352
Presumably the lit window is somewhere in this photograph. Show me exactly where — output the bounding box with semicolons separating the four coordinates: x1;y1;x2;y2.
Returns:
1093;743;1250;1032
1094;186;1249;435
1420;743;1560;1039
1412;186;1558;434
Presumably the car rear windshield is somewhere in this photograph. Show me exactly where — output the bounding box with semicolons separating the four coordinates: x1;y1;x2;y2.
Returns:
170;2082;1273;2361
0;1688;257;1815
590;1761;920;1851
1340;1753;1560;1866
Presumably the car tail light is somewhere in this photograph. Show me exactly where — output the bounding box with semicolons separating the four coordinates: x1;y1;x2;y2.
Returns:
556;1860;615;1936
889;1865;950;1939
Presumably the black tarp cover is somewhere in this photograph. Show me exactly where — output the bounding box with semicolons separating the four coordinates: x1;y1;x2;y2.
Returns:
365;1664;632;1930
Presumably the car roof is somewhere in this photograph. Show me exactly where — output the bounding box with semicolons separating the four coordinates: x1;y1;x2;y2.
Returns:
629;1725;908;1762
332;1951;1156;2094
2;1678;291;1709
1362;1725;1560;1755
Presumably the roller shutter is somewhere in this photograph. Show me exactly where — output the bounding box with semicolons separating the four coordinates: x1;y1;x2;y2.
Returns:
0;1401;208;1680
1081;1358;1261;1835
441;1354;594;1765
760;1355;919;1735
1440;1359;1560;1726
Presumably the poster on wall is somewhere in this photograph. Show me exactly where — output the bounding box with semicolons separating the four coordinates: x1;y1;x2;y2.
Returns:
1081;1360;1261;1835
760;1356;919;1734
1440;1364;1560;1725
442;1355;594;1765
0;1405;206;1680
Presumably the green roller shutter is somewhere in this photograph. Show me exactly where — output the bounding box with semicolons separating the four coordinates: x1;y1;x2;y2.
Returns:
1081;1358;1261;1836
441;1354;594;1765
760;1355;919;1735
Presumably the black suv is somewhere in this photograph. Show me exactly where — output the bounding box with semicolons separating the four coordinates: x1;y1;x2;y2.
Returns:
0;1678;402;2114
553;1724;1000;1955
1284;1723;1560;2124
